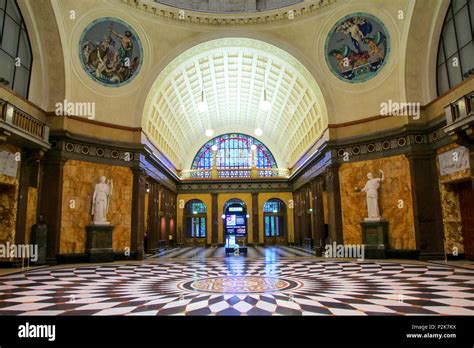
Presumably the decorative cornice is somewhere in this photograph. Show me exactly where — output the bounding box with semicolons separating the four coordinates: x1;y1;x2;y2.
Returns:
46;132;178;191
291;119;453;189
178;180;292;193
119;0;336;26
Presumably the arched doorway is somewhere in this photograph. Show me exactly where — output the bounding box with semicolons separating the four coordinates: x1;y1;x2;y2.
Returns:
223;199;248;246
183;200;207;246
263;199;287;245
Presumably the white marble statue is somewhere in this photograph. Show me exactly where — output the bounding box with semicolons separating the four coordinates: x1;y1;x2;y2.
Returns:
361;170;384;221
91;176;113;225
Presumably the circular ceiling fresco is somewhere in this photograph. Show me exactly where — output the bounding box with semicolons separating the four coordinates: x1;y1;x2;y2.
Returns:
79;17;143;87
325;13;390;83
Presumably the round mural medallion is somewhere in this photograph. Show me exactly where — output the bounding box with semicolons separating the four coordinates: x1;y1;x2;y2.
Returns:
79;17;142;87
325;13;390;83
178;276;302;294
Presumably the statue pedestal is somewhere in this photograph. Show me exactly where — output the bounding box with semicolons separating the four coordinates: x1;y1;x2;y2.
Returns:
86;225;114;263
30;224;47;265
361;220;389;259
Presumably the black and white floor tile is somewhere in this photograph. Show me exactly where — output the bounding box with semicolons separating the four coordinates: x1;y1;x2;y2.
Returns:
0;250;473;316
147;245;314;259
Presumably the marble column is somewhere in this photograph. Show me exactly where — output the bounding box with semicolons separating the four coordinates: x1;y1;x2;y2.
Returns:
164;188;171;245
325;164;343;244
311;176;325;255
293;189;301;245
15;150;41;245
39;157;66;261
131;168;146;260
146;181;159;253
211;193;218;245
304;185;311;241
158;186;164;241
470;146;474;189
408;153;444;257
252;192;259;245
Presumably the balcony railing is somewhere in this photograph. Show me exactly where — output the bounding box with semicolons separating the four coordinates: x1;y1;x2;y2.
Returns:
180;167;290;179
0;99;49;142
0;99;6;121
444;91;474;127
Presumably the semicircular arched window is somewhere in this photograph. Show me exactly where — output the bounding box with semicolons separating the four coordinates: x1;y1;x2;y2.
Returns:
436;0;474;96
191;133;277;178
0;0;33;97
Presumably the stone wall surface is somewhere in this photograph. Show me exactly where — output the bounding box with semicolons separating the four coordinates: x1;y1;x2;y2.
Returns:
25;187;38;245
0;144;20;245
339;155;416;250
61;160;132;254
436;144;469;254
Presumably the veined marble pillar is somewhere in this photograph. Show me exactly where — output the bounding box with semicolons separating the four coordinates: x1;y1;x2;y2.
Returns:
211;193;218;245
408;153;444;257
325;165;343;244
39;157;66;261
131;168;146;260
311;176;325;255
252;192;259;245
15;150;41;245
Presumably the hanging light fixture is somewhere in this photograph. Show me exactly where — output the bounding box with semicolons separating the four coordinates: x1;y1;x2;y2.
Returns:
254;128;263;136
260;88;272;111
260;74;271;111
197;90;208;113
197;64;208;113
205;129;214;137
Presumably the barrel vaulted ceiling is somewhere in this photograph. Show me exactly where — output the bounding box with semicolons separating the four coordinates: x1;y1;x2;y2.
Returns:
142;38;327;170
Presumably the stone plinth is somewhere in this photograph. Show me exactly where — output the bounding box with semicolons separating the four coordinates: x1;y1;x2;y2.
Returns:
361;220;389;259
30;223;47;265
86;225;114;263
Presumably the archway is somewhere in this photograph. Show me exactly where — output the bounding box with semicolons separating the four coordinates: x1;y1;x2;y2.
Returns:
183;199;207;246
263;199;287;245
142;37;328;170
223;198;248;246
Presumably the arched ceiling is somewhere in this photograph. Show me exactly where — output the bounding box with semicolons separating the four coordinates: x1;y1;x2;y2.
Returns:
142;38;327;170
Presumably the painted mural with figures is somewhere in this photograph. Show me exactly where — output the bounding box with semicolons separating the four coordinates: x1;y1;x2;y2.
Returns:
79;18;142;87
325;13;390;83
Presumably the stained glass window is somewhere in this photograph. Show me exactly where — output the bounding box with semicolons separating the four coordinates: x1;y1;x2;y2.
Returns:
184;200;207;214
263;199;285;213
191;133;277;178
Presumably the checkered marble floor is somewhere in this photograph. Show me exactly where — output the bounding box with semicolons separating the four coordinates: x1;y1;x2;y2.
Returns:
147;245;315;259
0;257;473;316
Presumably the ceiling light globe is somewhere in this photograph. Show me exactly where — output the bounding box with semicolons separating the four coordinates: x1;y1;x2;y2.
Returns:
251;144;257;151
205;129;214;137
211;145;218;152
197;101;208;113
260;100;272;111
254;128;263;136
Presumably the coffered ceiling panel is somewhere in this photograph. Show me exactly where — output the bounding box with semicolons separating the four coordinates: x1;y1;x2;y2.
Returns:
143;38;327;169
